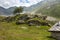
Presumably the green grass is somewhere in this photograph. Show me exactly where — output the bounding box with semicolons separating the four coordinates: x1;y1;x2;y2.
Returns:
0;22;55;40
36;4;60;19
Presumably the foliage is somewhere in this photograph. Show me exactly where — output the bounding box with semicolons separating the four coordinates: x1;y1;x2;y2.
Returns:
13;7;23;14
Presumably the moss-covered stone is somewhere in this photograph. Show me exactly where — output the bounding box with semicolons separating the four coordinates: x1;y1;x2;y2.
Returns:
16;20;25;25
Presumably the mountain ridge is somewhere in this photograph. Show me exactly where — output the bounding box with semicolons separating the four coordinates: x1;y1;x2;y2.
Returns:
35;0;60;18
0;0;60;16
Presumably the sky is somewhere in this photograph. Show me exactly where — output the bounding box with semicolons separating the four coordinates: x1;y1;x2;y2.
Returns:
0;0;42;8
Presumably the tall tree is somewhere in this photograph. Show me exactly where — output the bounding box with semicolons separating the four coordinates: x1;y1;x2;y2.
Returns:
13;7;23;14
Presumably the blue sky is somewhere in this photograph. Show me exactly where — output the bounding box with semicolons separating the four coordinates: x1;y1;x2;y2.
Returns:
20;0;29;3
0;0;42;8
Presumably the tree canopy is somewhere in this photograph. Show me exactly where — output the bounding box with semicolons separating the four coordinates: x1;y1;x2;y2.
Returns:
13;7;23;14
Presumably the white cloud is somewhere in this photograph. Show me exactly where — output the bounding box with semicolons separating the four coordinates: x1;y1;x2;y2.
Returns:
0;0;42;8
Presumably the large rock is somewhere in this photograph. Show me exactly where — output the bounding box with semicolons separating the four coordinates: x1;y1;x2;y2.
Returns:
27;19;41;26
2;16;15;22
40;22;51;26
16;20;25;25
27;19;51;26
33;15;39;18
42;16;47;20
18;14;30;21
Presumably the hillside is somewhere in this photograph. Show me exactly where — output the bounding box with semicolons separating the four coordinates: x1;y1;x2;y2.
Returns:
0;6;16;15
35;0;60;18
36;4;60;18
0;14;56;40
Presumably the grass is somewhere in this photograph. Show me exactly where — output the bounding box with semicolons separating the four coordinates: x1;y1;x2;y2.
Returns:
0;22;56;40
36;4;60;19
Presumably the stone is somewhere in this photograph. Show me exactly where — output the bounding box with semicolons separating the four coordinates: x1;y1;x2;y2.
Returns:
27;20;41;26
16;20;25;25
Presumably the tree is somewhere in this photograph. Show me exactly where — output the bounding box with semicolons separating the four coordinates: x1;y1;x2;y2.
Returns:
13;7;23;14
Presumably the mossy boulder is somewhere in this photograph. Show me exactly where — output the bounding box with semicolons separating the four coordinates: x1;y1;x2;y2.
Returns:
40;22;51;26
27;18;51;26
2;16;15;22
42;16;47;20
16;20;25;25
2;17;11;22
33;15;39;18
27;19;41;26
17;14;30;21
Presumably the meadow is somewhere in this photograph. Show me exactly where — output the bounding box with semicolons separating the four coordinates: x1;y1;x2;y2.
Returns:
0;22;56;40
0;14;56;40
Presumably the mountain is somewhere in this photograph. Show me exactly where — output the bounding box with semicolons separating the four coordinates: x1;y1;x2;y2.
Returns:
34;0;60;12
0;0;60;16
0;0;43;15
24;0;60;12
0;6;16;16
23;1;43;12
0;7;6;15
34;0;60;18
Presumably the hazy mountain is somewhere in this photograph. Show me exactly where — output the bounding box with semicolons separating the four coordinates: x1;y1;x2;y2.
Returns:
0;0;60;16
35;0;60;18
0;6;16;15
23;1;43;12
24;0;60;12
0;0;43;15
34;0;60;12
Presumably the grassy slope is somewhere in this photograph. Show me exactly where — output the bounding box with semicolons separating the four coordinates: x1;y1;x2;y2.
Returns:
0;22;55;40
36;4;60;19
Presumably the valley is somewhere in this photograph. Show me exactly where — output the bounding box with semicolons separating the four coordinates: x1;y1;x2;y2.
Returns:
0;0;60;40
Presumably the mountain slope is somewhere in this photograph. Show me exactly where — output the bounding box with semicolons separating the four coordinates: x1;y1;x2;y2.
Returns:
0;7;16;15
0;0;60;16
23;1;43;12
0;0;43;14
35;0;60;18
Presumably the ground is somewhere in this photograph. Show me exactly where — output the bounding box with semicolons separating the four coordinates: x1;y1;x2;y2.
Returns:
0;22;56;40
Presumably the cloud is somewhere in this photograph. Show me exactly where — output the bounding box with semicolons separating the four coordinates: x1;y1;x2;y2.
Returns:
0;0;42;8
20;0;42;6
0;0;20;8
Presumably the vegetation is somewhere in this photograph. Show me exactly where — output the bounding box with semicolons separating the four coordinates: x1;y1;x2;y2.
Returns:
0;14;56;40
0;22;55;40
13;7;23;14
36;4;60;18
0;1;59;40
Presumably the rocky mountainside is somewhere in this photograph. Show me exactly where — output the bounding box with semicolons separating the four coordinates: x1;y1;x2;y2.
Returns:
34;0;60;18
0;0;60;16
0;6;16;15
23;0;60;13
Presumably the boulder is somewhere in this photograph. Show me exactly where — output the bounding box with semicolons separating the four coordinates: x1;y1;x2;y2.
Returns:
33;15;38;18
27;20;41;26
16;20;25;25
2;16;15;22
18;14;30;21
41;22;51;26
42;16;47;20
